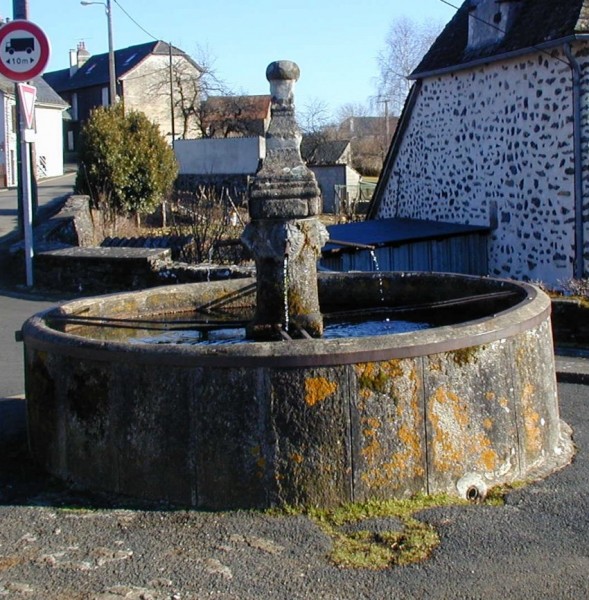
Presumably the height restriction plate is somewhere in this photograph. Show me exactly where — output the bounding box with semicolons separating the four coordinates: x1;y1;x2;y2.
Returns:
0;20;50;82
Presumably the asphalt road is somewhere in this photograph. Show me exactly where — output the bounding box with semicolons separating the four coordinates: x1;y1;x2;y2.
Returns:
0;171;76;242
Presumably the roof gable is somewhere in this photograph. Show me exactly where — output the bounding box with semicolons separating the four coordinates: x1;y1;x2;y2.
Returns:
301;138;350;165
43;41;197;93
413;0;589;77
0;74;68;108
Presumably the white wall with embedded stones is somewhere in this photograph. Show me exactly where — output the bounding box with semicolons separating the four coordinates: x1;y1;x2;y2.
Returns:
377;48;580;285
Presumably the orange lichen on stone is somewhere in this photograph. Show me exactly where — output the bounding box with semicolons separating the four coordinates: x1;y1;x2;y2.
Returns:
361;417;382;463
304;377;337;407
521;382;542;454
486;391;496;402
429;386;500;475
479;447;498;471
482;417;494;430
429;387;470;472
290;452;304;464
354;360;403;395
398;424;422;461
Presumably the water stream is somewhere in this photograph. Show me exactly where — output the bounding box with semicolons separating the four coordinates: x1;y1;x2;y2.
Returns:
369;250;386;304
283;255;289;332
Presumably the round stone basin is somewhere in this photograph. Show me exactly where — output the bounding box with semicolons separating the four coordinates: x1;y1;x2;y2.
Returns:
22;272;573;509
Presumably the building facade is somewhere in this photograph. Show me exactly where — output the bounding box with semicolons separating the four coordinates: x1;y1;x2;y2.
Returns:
370;0;589;286
44;41;202;158
0;76;67;187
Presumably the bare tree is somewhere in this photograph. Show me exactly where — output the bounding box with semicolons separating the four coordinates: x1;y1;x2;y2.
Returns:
375;17;442;116
298;97;334;135
148;45;229;140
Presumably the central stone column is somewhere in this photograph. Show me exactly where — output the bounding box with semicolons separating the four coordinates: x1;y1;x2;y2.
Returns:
242;61;328;341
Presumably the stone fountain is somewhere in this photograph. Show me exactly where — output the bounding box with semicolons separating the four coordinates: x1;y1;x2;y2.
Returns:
242;61;328;340
21;62;573;510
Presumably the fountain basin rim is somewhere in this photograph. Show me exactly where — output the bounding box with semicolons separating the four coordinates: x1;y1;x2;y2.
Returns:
22;275;550;369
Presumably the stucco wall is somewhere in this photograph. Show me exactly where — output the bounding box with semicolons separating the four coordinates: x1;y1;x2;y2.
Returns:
35;107;65;178
122;55;201;143
377;49;578;285
174;137;265;175
311;165;362;213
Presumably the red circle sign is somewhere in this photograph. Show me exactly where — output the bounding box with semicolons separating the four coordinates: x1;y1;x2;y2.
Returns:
0;20;51;82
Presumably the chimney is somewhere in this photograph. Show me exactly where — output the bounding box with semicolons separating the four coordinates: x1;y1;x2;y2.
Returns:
77;41;91;68
69;49;77;76
69;42;90;77
467;0;523;51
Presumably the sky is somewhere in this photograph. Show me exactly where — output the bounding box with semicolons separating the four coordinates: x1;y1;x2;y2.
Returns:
8;0;457;119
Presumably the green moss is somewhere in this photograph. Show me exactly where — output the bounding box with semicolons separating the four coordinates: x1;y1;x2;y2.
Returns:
272;494;465;570
450;346;481;367
270;484;531;569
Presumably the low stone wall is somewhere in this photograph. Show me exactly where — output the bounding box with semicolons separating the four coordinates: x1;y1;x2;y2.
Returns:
34;247;172;293
552;298;589;348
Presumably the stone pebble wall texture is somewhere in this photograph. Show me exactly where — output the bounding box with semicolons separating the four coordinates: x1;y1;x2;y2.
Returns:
378;48;583;285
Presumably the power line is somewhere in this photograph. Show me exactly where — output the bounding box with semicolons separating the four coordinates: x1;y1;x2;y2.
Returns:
113;0;159;41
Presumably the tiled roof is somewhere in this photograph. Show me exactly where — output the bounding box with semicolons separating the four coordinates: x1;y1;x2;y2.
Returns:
202;95;271;121
43;41;197;93
0;74;68;107
300;138;350;165
413;0;589;76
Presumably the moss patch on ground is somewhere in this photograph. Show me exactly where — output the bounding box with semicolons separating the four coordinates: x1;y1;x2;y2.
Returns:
273;486;523;570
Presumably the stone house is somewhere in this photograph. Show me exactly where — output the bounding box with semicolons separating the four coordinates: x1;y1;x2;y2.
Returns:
43;41;202;158
369;0;589;286
0;75;68;187
300;138;362;213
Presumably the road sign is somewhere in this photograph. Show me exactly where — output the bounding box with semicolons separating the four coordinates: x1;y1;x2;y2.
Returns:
17;83;36;129
0;20;50;82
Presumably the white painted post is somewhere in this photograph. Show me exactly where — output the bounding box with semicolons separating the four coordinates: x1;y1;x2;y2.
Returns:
20;125;33;287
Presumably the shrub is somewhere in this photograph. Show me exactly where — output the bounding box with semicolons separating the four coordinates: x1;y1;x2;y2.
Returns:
75;105;178;221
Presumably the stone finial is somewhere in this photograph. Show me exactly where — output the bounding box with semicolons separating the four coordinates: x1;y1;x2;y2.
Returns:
266;61;300;110
247;60;321;220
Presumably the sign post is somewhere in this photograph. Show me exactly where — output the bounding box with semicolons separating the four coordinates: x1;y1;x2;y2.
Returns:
0;20;50;287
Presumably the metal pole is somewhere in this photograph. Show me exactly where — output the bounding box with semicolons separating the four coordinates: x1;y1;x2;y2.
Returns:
106;0;116;105
19;115;34;286
13;0;28;19
12;0;28;237
168;42;176;144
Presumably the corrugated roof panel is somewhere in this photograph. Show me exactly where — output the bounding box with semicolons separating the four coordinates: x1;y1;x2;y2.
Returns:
324;218;489;252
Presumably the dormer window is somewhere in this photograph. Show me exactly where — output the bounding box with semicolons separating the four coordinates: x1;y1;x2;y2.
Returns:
123;53;138;66
467;0;523;51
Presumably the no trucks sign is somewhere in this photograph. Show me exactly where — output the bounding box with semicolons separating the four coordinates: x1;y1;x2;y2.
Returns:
0;20;50;82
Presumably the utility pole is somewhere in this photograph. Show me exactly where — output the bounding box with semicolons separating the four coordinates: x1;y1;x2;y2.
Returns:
378;96;390;163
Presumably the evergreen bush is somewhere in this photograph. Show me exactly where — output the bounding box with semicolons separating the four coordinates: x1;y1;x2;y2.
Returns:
75;105;178;221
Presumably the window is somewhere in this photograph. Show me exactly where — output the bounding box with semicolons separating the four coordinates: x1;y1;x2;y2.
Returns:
71;93;78;120
101;87;109;106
